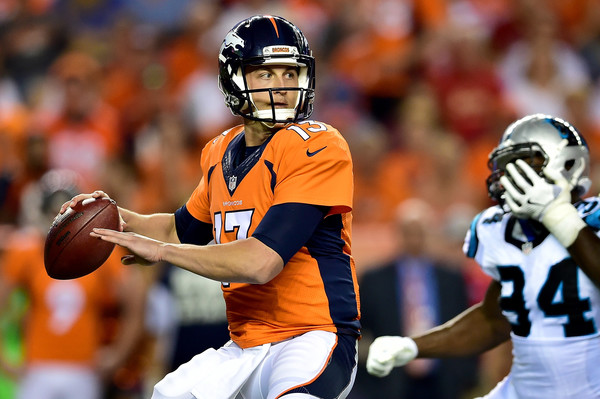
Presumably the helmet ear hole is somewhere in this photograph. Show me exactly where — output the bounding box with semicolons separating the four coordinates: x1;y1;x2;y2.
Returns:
564;159;575;171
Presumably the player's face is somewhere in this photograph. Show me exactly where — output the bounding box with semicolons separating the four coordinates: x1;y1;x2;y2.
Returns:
495;150;546;177
519;153;546;174
245;65;300;112
498;152;546;193
488;149;548;204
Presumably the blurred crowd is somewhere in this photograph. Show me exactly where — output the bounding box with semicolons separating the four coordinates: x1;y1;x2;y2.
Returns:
1;0;600;398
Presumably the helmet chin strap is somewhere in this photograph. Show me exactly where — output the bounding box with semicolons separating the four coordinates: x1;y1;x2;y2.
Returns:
248;91;298;126
253;108;296;121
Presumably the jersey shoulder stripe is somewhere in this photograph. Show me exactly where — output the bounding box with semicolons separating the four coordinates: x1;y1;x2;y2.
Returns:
464;206;504;258
465;211;483;258
578;197;600;229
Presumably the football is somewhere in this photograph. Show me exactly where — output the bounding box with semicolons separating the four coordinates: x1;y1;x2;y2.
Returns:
44;197;120;279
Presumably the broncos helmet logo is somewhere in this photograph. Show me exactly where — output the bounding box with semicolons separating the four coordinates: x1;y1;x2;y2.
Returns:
222;31;245;52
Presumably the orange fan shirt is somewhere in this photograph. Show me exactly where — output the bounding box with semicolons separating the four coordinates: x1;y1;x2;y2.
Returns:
186;120;360;348
1;230;125;365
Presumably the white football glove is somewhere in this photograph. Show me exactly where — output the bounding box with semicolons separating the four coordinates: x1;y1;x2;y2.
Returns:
366;336;418;377
499;159;567;221
500;159;586;247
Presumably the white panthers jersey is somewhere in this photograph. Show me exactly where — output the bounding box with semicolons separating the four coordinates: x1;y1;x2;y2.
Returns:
464;197;600;398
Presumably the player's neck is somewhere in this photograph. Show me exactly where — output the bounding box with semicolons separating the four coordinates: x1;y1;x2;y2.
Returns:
243;119;279;146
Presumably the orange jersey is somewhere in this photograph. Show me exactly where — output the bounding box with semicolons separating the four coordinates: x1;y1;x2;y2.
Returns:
1;229;126;365
43;103;121;190
186;120;360;348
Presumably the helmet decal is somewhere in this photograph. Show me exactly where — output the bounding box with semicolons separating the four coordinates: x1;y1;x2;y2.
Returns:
222;31;245;53
267;16;280;37
545;117;587;147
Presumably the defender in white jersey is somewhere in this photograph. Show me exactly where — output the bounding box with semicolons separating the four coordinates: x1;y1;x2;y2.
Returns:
365;114;600;398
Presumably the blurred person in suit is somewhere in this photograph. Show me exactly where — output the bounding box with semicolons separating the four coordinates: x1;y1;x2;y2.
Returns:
354;198;477;399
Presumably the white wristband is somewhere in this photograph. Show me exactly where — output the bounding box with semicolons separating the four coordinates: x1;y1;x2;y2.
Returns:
398;337;419;365
542;202;586;248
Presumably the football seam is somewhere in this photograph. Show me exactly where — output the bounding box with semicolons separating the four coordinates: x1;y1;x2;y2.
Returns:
48;200;113;271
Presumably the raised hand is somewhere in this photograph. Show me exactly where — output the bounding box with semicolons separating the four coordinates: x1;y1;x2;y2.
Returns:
500;159;569;221
501;159;586;247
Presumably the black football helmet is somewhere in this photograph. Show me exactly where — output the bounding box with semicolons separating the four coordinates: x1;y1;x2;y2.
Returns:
218;15;315;124
487;114;591;205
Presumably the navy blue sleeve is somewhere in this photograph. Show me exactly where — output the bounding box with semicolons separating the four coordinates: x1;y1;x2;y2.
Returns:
252;203;329;264
174;205;214;245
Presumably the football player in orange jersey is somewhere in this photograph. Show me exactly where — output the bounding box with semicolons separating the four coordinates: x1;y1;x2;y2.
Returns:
62;15;360;399
0;169;146;399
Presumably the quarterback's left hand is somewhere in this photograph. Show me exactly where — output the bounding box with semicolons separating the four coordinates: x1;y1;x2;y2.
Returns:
90;228;163;265
500;159;570;221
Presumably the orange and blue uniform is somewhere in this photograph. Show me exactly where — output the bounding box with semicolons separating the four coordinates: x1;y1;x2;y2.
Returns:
182;120;360;348
0;229;126;366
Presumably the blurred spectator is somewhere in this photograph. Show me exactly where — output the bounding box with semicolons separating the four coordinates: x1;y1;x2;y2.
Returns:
0;169;146;399
425;24;513;142
101;19;157;126
0;6;67;103
329;0;448;125
498;7;591;117
129;111;201;213
346;118;388;224
53;0;125;35
174;1;236;144
0;135;48;225
375;84;480;217
540;0;597;46
0;43;29;139
0;46;31;224
100;19;205;213
353;198;477;399
34;51;122;191
445;0;515;43
122;0;195;31
577;1;600;82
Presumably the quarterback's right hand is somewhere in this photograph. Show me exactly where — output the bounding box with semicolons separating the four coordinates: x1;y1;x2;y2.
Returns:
366;336;418;377
59;190;110;214
58;190;125;232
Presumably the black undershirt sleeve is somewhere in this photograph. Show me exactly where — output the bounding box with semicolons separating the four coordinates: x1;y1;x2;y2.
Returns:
252;203;329;264
174;205;214;245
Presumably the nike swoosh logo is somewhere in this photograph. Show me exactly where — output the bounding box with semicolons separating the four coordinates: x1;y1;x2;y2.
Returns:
306;146;327;157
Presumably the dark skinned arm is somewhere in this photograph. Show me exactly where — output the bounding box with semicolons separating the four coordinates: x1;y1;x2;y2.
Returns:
414;280;512;358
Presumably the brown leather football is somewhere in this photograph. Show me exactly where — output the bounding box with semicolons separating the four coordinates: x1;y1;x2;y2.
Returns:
44;197;119;279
